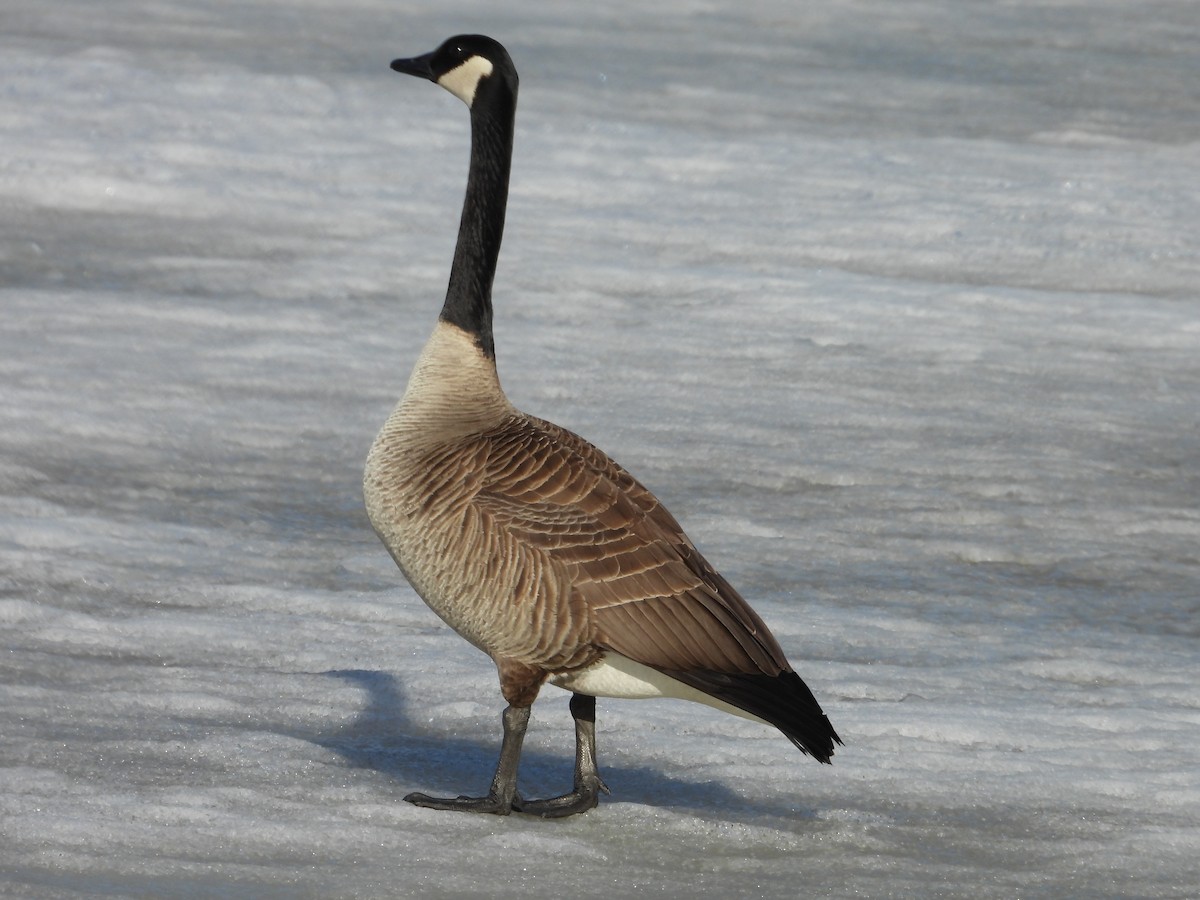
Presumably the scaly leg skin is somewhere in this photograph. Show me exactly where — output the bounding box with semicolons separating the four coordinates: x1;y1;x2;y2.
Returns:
513;693;609;819
405;704;530;815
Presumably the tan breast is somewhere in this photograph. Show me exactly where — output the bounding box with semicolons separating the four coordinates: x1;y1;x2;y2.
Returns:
364;321;588;666
365;318;792;683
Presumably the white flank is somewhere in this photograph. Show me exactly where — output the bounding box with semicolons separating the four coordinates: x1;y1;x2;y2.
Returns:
550;652;771;726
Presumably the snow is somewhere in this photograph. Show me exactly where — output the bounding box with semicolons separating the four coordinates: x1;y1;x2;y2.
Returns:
2;0;1198;897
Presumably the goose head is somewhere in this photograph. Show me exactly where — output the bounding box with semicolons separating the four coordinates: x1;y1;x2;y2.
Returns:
391;35;517;109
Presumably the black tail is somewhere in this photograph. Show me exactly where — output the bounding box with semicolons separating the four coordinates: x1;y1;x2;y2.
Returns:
663;669;842;762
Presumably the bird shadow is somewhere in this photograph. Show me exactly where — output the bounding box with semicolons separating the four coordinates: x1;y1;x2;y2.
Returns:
305;668;824;825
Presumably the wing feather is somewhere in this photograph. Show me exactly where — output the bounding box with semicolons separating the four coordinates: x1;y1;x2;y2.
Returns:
472;414;791;678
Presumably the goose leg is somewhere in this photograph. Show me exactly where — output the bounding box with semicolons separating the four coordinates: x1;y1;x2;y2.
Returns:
404;704;530;815
513;693;609;818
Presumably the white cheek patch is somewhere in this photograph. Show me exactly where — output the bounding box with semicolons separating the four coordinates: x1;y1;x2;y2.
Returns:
437;56;494;107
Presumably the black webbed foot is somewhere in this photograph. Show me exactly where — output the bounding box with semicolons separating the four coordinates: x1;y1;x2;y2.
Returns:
511;693;608;818
511;774;609;818
405;695;609;819
404;790;515;815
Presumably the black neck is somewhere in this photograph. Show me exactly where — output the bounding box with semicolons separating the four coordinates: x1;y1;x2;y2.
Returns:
439;83;516;359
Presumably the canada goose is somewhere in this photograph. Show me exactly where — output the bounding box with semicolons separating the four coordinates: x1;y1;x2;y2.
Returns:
363;34;841;818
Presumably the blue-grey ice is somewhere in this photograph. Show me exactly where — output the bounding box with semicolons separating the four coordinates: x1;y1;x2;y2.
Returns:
2;1;1198;897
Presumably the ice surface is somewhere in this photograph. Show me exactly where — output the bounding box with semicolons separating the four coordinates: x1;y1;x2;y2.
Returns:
2;1;1198;897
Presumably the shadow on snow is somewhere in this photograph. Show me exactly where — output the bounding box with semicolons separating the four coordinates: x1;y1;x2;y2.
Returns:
309;668;823;823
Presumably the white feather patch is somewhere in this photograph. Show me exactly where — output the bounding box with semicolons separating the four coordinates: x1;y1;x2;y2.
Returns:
437;56;494;107
550;652;771;726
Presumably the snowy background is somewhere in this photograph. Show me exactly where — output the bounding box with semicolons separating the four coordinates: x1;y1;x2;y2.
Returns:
2;0;1198;897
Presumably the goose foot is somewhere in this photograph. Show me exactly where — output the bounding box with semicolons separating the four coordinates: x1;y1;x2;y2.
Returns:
404;704;529;816
404;694;609;819
511;776;609;819
403;790;516;815
512;693;608;818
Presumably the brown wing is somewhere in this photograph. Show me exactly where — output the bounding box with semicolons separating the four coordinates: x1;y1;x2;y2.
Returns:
473;414;791;678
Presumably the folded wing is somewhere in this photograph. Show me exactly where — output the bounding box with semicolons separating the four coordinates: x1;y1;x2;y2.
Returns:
472;415;840;760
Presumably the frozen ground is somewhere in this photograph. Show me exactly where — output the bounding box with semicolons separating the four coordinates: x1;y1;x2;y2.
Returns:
2;1;1199;897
